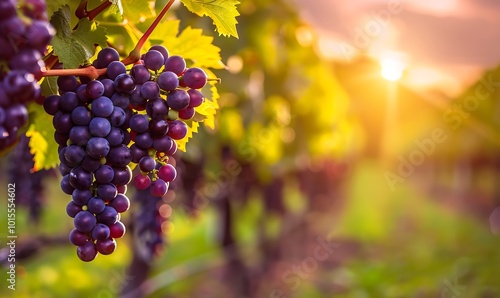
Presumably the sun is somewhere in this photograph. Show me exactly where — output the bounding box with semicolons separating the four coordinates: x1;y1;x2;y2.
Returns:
380;57;406;81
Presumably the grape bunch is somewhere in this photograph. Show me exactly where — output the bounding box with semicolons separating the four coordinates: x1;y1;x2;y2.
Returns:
0;0;55;150
45;48;134;262
45;45;209;261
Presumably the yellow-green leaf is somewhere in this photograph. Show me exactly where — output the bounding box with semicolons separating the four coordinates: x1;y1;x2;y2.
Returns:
180;0;240;38
26;103;59;171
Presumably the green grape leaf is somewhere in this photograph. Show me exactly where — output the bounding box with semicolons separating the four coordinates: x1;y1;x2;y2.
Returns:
26;103;58;171
180;0;240;38
40;76;58;97
50;5;107;69
46;0;71;20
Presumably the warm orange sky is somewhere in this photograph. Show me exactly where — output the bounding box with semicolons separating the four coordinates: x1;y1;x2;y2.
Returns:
293;0;500;95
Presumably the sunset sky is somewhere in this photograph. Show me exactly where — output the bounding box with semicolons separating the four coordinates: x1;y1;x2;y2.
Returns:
293;0;500;95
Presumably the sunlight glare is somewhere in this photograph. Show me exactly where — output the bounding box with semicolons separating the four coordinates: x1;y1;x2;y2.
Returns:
380;57;405;81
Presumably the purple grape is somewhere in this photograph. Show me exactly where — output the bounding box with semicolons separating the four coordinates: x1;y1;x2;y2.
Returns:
130;64;150;84
158;164;177;182
74;211;97;233
108;194;130;213
95;165;115;184
86;137;110;159
141;81;160;100
87;197;106;214
66;201;82;218
150;45;169;61
77;242;98;262
69;229;90;246
139;156;156;172
167;120;188;140
106;61;127;80
92;223;111;241
89;117;112;137
43;95;61;115
167;89;190;111
157;71;179;92
96;206;118;225
129;114;149;133
91;96;114;117
109;221;126;238
143;50;164;71
114;73;135;94
150;178;168;197
95;47;120;68
165;56;186;75
86;80;105;100
183;67;207;89
96;238;116;255
57;75;78;93
133;174;151;190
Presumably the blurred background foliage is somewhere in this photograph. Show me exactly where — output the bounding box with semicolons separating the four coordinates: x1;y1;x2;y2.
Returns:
2;0;500;297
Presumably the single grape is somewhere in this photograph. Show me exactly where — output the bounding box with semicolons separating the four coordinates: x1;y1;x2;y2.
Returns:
107;144;132;167
95;47;120;68
96;206;119;225
114;73;135;94
157;71;179;92
150;178;168;197
146;98;169;119
95;164;115;184
183;67;207;89
158;164;177;182
179;107;195;120
140;81;160;100
112;166;133;186
57;75;78;93
89;117;112;137
74;210;97;233
72;189;92;206
133;174;151;190
106;61;127;80
86;80;105;100
87;197;106;214
69;229;90;246
130;64;150;84
86;137;110;159
92;96;114;117
150;45;169;61
167;89;190;111
139;156;156;172
129;114;149;133
143;50;164;71
109;221;126;238
167;120;188;140
108;194;130;213
96;238;116;255
92;223;111;241
149;118;169;137
77;242;98;262
66;201;82;218
165;56;186;75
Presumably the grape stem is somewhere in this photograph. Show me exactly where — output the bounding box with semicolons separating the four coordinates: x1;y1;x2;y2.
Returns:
207;78;222;84
87;0;113;21
75;0;88;19
41;66;106;80
121;0;176;66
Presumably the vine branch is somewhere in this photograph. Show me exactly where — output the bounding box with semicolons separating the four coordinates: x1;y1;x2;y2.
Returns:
41;66;106;79
121;0;176;65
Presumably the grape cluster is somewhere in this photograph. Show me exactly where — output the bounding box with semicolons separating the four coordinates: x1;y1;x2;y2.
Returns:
0;0;54;150
46;45;209;261
45;48;135;262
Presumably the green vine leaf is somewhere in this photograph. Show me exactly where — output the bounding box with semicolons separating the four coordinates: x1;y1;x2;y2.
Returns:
50;5;107;68
180;0;240;38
